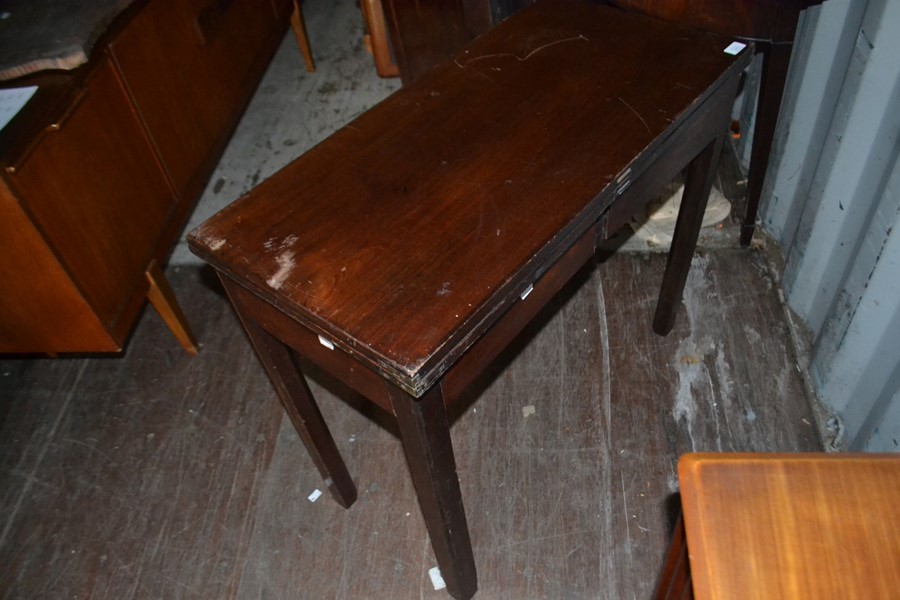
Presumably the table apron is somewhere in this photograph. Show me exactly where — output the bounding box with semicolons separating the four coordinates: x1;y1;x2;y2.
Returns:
601;74;740;239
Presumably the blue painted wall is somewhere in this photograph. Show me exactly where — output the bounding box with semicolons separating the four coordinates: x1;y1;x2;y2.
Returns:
762;0;900;451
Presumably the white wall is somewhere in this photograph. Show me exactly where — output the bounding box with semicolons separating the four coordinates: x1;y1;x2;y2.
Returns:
762;0;900;451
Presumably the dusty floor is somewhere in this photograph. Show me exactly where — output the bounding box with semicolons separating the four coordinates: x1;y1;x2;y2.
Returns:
0;248;822;598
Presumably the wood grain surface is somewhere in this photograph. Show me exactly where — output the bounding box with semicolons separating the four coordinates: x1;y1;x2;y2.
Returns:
189;1;750;394
0;248;822;599
678;453;900;600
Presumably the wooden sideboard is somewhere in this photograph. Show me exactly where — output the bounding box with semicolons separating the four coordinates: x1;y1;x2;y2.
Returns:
0;0;296;354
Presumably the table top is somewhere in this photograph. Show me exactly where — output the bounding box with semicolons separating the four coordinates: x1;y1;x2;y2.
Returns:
678;453;900;600
189;0;749;393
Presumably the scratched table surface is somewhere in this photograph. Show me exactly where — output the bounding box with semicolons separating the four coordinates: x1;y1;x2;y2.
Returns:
189;1;747;395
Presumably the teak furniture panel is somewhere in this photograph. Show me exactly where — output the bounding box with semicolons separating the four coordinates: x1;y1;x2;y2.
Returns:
0;0;291;354
0;182;118;351
110;0;292;196
663;453;900;600
6;57;175;335
190;2;751;597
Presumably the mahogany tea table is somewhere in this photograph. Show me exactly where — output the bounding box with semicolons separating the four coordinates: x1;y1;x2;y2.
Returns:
189;3;752;597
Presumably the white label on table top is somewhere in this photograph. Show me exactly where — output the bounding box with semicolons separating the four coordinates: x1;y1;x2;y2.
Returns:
724;41;747;56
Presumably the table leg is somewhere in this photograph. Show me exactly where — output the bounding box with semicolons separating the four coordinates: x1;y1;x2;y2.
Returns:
388;383;477;600
741;42;794;247
654;513;694;600
145;259;199;356
240;314;357;508
653;134;725;335
291;0;316;73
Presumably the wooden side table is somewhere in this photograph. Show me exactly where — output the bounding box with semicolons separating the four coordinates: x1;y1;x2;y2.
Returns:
657;453;900;600
189;2;752;597
608;0;825;246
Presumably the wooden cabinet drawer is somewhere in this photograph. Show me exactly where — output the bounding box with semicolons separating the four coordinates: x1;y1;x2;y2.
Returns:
0;183;118;353
109;0;285;196
5;57;176;334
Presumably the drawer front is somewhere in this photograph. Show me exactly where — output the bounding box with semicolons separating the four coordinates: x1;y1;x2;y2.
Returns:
109;0;285;195
8;57;176;331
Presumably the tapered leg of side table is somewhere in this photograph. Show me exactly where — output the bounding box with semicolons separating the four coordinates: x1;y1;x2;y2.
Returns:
653;134;725;335
388;383;477;600
291;0;316;73
145;259;199;356
226;284;357;508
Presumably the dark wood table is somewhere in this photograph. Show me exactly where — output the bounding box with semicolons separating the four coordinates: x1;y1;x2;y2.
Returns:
189;3;751;597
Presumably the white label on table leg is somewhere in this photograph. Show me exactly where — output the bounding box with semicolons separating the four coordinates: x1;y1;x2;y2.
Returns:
318;335;335;350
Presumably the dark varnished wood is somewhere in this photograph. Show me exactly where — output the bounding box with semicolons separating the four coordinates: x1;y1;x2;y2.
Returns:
221;275;395;412
654;137;724;335
442;224;597;404
608;0;819;43
740;42;796;247
190;1;752;394
380;0;821;245
224;276;358;509
607;0;823;246
383;0;493;84
189;3;752;596
389;383;477;600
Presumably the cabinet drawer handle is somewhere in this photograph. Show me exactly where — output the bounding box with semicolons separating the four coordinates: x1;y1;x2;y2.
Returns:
47;86;88;131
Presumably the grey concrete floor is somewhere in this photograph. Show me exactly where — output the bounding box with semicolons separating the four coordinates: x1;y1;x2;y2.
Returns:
169;0;401;265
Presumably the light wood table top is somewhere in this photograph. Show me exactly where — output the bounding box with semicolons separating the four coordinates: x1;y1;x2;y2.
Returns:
678;453;900;599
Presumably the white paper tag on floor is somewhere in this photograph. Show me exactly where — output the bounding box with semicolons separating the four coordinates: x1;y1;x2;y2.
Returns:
307;489;323;502
428;566;446;590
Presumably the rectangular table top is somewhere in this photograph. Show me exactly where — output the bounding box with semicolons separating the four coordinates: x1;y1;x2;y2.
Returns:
678;453;900;600
189;1;749;394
